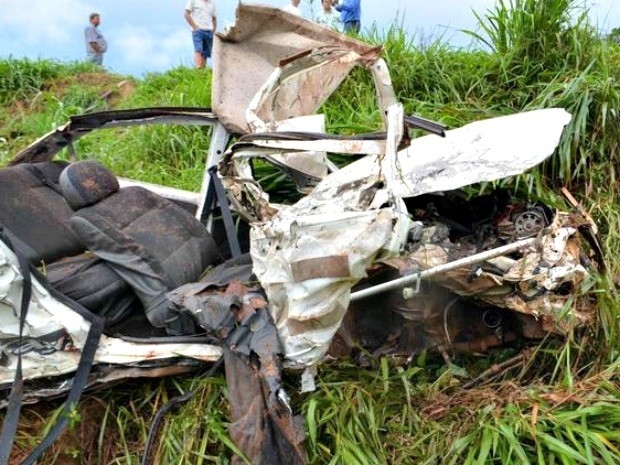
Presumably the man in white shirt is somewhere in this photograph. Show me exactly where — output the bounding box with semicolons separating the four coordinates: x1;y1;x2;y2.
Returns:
315;0;338;29
282;0;302;17
184;0;217;68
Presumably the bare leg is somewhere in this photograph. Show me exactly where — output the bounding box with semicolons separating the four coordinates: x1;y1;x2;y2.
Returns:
194;51;205;69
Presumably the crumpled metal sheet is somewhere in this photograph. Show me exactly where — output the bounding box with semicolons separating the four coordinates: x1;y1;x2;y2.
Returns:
246;105;410;369
385;213;595;334
238;109;569;225
309;108;572;200
247;48;365;132
0;239;91;384
245;108;573;368
212;4;380;134
251;208;409;368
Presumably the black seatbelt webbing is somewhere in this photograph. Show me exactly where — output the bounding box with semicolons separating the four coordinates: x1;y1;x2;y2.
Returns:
0;228;105;464
201;166;242;258
201;169;217;225
0;229;32;465
21;315;104;465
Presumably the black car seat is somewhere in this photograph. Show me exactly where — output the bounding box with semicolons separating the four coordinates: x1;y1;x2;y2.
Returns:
59;160;223;334
0;161;83;263
45;254;140;327
0;161;139;327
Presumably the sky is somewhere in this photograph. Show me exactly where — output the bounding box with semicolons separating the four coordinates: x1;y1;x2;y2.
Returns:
0;0;619;77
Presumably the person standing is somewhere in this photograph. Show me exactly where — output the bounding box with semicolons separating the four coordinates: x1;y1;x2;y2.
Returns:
331;0;360;34
184;0;217;69
282;0;302;17
84;13;108;66
315;0;339;29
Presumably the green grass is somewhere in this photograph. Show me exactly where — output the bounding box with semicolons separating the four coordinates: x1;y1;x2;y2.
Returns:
3;0;620;462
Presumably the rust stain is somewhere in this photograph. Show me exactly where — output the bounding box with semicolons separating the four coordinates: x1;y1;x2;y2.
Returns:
291;256;350;282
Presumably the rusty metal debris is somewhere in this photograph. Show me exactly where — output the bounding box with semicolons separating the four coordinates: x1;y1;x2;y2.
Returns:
168;258;307;465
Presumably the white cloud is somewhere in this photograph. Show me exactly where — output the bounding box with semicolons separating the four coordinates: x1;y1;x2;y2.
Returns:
113;26;189;73
0;0;92;44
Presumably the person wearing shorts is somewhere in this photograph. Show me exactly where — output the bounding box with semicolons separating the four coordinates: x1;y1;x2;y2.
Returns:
184;0;217;68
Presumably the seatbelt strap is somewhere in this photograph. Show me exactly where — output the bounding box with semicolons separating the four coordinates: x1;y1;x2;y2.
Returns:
0;227;105;464
200;169;217;225
21;314;104;465
0;228;32;465
201;166;242;258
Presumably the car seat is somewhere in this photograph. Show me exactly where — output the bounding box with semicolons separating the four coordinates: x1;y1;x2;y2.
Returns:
0;161;139;326
59;160;223;334
0;161;83;263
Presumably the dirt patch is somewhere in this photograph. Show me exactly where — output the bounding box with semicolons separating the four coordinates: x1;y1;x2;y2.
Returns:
102;80;137;107
9;396;127;465
48;71;132;96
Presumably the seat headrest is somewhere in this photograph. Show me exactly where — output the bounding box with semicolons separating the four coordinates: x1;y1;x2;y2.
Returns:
60;160;120;210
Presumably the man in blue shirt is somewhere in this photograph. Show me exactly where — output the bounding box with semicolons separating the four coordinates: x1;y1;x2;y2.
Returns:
331;0;361;34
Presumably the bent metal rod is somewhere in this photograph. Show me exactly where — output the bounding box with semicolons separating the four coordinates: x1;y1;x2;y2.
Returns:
349;236;538;302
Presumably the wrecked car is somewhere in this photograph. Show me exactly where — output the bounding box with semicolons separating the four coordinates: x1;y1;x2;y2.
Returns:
0;4;602;464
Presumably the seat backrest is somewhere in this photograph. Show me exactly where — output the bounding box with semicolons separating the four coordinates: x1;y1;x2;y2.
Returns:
0;161;84;264
59;161;222;333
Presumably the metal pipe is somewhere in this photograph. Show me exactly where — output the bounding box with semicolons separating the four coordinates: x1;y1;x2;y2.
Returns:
349;237;538;302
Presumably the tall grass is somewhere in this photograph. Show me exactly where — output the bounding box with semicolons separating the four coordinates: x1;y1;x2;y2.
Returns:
0;58;98;106
0;58;126;164
0;62;213;188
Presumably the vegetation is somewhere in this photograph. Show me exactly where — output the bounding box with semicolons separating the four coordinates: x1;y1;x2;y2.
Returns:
2;0;620;462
